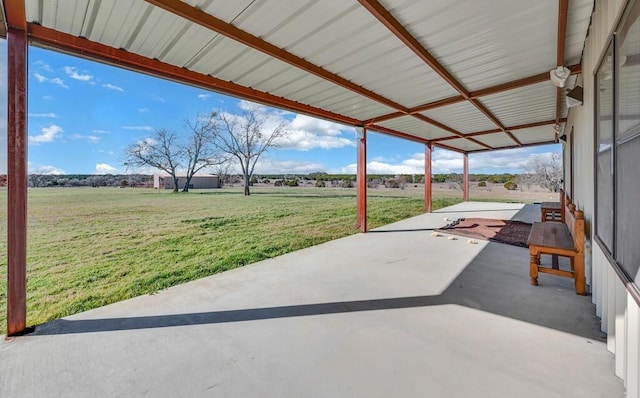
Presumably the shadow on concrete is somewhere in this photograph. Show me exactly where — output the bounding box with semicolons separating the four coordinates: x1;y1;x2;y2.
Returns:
33;240;601;341
510;204;541;222
368;228;438;233
33;295;445;335
433;208;524;213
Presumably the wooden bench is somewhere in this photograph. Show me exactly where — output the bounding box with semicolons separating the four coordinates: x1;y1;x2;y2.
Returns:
540;189;565;222
527;198;585;295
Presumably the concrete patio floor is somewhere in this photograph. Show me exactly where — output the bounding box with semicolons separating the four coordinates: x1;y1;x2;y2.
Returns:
0;202;623;397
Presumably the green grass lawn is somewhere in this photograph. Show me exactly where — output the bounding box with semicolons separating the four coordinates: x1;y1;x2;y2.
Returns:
0;187;464;332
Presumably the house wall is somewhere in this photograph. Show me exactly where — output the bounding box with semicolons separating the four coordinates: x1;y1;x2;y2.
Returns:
565;0;640;395
163;176;221;190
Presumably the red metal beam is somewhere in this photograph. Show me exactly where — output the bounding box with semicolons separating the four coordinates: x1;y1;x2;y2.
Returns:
468;140;560;153
363;111;406;125
368;65;581;125
434;118;567;141
7;26;28;336
470;99;520;146
364;95;470;125
424;143;432;213
365;111;487;150
30;26;452;158
413;114;493;150
432;142;466;154
357;0;468;97
356;128;367;233
557;0;569;66
469;64;581;99
4;0;27;29
556;0;570;127
463;153;469;201
407;96;467;115
145;0;409;114
366;124;430;144
358;0;517;147
28;25;362;128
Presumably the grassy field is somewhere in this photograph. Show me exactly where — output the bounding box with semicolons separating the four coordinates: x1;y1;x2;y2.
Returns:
0;186;471;332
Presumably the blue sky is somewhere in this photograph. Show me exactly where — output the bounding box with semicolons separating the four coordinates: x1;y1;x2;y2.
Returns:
0;40;560;176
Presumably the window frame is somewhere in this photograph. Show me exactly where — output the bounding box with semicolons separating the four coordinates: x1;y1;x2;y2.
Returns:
593;0;640;293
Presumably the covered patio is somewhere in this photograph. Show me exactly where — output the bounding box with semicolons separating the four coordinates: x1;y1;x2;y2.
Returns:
3;0;640;396
0;202;623;397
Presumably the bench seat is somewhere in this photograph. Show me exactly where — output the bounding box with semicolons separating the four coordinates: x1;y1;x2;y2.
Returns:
527;200;585;295
527;222;574;251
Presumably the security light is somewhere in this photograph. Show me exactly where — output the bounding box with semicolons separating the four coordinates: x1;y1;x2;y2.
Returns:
550;66;571;87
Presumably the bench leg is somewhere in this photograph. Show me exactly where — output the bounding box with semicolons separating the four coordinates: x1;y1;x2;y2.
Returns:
574;252;585;295
530;253;539;286
569;257;575;272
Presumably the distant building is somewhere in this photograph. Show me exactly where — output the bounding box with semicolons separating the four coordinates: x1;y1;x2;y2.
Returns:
153;174;221;190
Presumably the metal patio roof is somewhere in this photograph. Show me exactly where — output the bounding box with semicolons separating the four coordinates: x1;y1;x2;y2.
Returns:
2;0;594;153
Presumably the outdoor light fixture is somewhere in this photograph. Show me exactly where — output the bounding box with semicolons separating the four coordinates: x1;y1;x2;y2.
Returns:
550;66;571;87
566;85;584;107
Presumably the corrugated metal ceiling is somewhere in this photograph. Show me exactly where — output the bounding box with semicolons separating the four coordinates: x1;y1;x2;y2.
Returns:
6;0;596;153
377;115;453;141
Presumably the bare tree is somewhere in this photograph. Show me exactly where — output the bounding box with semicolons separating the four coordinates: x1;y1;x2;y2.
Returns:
124;120;227;192
125;129;182;192
211;162;231;187
181;117;226;192
522;152;563;192
205;107;288;195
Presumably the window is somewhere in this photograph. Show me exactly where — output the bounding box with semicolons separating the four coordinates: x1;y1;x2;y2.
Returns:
595;0;640;282
595;44;614;253
615;2;640;280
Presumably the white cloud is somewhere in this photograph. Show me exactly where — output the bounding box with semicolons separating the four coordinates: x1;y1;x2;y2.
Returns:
98;149;115;155
467;148;561;172
276;130;354;151
92;129;111;134
253;159;327;174
230;100;355;151
288;114;346;137
64;66;93;82
198;94;211;100
95;163;119;174
123;125;154;131
238;100;258;111
71;134;101;143
33;72;47;83
49;78;69;89
138;108;149;113
28;162;65;175
340;159;423;175
338;146;562;175
29;112;57;118
43;95;54;100
103;83;124;92
34;61;53;72
29;124;63;144
431;150;463;172
152;95;165;102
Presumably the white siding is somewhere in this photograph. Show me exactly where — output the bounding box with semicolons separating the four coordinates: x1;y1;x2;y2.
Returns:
564;0;640;395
